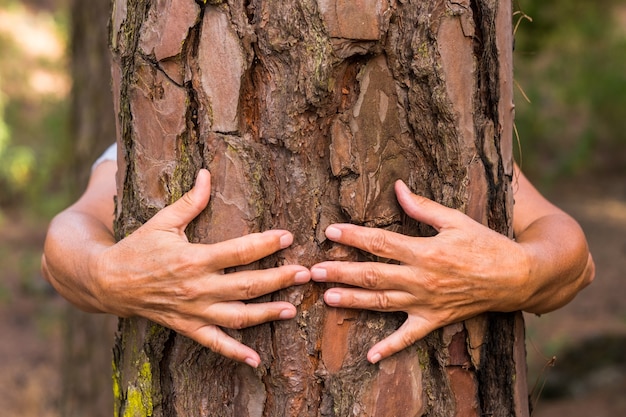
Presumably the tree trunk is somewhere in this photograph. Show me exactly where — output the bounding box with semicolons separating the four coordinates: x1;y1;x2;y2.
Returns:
110;1;527;416
62;1;118;416
70;0;117;190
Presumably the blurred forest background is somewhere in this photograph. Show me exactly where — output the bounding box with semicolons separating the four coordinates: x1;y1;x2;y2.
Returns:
0;0;624;416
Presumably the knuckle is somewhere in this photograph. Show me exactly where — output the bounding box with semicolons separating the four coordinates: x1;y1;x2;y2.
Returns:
205;332;223;353
420;274;438;295
180;191;200;212
365;230;389;255
420;243;440;260
237;278;260;300
374;292;391;310
399;330;416;349
176;282;200;302
420;245;448;271
180;192;193;206
229;310;249;330
188;324;225;355
233;241;258;266
361;265;381;289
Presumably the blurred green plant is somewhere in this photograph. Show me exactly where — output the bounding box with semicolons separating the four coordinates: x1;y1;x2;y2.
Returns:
0;1;72;216
0;0;624;216
514;0;626;181
0;87;36;197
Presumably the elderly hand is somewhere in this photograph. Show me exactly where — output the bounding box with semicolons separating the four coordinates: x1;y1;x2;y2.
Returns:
47;167;310;367
310;180;530;364
70;169;310;368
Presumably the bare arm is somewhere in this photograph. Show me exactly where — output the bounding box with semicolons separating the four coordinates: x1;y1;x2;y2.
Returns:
310;166;595;363
42;161;311;367
41;160;118;313
510;166;595;314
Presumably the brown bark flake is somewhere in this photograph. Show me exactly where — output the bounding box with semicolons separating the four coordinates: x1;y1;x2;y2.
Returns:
318;0;390;40
110;1;526;416
197;7;245;133
138;0;200;62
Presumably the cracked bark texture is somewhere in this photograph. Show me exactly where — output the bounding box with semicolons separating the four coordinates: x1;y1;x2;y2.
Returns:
110;1;528;416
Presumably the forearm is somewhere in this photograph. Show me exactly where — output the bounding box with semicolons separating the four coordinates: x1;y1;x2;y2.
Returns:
506;166;595;314
42;208;115;313
514;212;594;315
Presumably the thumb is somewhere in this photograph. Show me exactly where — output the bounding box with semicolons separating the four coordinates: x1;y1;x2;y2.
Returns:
149;169;212;231
394;180;456;232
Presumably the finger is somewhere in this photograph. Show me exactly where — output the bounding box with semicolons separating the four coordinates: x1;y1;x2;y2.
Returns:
190;324;262;367
323;224;419;264
311;261;414;292
211;265;310;301
321;287;414;311
203;230;295;270
367;317;434;364
149;169;212;232
394;180;461;232
204;300;298;329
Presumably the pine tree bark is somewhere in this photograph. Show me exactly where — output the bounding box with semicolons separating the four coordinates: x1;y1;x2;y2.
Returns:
110;1;527;416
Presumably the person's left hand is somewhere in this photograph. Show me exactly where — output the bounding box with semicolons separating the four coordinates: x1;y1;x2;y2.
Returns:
310;180;530;364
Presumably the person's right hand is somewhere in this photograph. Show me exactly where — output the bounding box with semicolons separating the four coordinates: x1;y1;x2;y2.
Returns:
93;169;310;367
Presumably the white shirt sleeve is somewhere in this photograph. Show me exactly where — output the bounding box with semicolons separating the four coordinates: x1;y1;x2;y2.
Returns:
92;143;117;171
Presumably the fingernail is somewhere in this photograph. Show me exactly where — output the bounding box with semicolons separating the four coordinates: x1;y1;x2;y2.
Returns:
294;270;310;284
325;226;342;240
279;309;295;319
279;233;293;249
310;267;327;281
245;357;259;368
325;291;341;305
399;181;409;192
369;353;382;364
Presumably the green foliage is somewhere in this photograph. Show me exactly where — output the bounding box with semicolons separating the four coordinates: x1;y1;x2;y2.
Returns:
0;88;36;197
0;1;72;216
0;0;623;213
514;0;626;180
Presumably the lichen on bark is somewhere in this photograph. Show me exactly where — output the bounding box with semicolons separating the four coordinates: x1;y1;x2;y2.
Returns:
110;1;526;416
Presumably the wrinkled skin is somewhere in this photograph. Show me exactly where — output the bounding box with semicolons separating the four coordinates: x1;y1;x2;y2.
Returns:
42;163;310;367
311;174;595;363
42;161;594;366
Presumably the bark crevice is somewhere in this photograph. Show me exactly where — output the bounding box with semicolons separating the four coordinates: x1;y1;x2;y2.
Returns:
110;1;525;416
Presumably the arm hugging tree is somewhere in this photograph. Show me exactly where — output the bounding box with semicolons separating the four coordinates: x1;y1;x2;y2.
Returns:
109;0;525;415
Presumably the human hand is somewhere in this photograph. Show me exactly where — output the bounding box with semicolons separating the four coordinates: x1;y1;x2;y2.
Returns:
310;180;529;364
93;169;310;367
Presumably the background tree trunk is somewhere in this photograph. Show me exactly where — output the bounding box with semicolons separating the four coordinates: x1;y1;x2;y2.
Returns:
110;1;527;416
70;0;117;189
62;0;117;416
